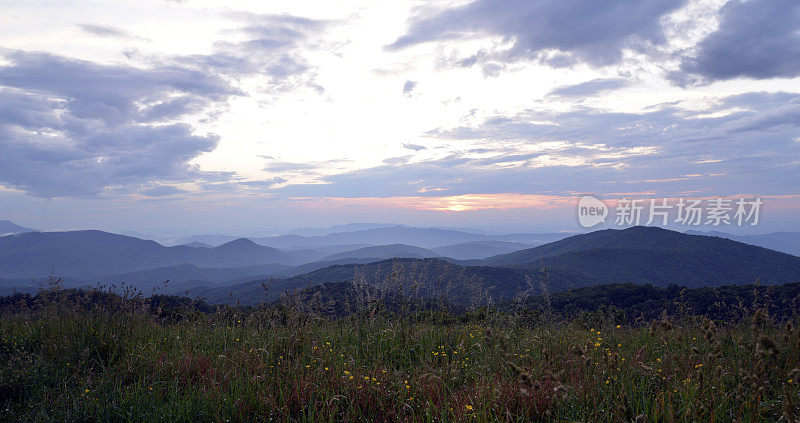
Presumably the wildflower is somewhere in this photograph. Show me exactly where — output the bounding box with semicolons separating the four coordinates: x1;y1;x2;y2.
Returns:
466;405;473;411
616;325;621;328
324;367;329;371
695;364;703;368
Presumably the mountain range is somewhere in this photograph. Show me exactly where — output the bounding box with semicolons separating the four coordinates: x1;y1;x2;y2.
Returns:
1;220;799;305
190;227;800;306
0;231;292;280
174;226;572;249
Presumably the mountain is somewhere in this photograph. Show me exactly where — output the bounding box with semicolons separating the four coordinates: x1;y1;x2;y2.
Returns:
685;230;800;257
282;223;402;237
321;244;441;261
432;241;532;260
0;220;36;236
0;231;299;280
181;241;212;248
478;226;800;287
171;234;239;247
278;244;377;263
188;258;549;306
103;262;296;292
156;227;800;306
250;226;574;249
212;238;289;260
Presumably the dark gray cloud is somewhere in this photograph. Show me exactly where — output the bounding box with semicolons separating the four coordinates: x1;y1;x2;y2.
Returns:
675;0;800;83
548;78;629;97
78;24;148;41
388;0;687;67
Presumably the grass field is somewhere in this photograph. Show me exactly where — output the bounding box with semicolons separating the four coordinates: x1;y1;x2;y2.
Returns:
1;289;799;422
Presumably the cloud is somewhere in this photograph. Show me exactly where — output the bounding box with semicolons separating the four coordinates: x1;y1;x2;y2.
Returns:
403;80;416;96
289;193;572;212
182;13;329;93
278;91;800;200
675;0;800;83
388;0;687;67
0;13;329;198
240;177;287;187
402;143;426;151
78;24;148;41
0;52;238;198
140;185;188;197
548;78;629;97
383;156;413;165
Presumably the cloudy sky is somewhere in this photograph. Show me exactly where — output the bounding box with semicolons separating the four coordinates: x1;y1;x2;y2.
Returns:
0;0;798;235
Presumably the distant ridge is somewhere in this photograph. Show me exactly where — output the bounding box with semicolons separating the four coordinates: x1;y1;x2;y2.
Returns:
321;244;440;261
432;240;532;260
0;220;36;236
0;231;295;279
181;241;212;248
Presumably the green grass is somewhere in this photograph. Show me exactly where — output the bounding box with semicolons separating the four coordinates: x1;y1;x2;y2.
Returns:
1;291;799;422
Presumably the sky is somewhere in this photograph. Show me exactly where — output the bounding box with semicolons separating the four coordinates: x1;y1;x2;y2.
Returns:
0;0;798;236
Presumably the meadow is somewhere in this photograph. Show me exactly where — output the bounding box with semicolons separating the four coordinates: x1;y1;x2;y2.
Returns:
1;287;799;422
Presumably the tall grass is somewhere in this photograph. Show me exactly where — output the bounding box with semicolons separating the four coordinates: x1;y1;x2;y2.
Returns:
1;288;799;422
